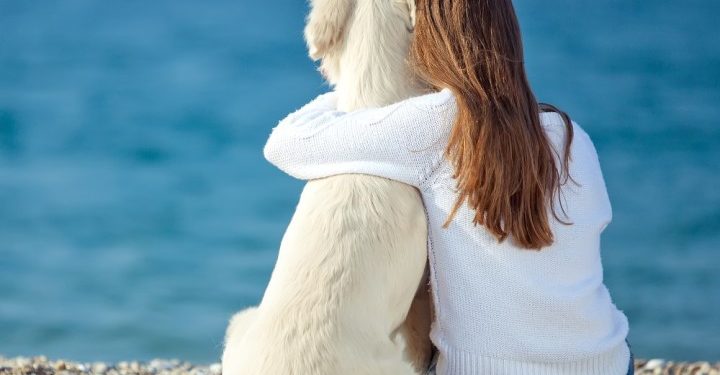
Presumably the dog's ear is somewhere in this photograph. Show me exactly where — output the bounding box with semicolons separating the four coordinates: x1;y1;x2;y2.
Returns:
406;0;416;29
392;0;416;32
304;0;356;61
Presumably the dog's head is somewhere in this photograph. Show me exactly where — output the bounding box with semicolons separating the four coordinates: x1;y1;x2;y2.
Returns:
304;0;418;96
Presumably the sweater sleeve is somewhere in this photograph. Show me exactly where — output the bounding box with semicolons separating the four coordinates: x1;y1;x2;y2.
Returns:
263;89;456;188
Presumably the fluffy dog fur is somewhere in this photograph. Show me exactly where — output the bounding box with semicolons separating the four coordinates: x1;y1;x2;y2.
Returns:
222;1;432;374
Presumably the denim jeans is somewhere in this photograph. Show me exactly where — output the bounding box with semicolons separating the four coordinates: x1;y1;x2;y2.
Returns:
425;340;635;375
626;339;635;375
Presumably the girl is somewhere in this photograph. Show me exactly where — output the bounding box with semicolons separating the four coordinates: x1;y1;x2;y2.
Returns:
264;0;632;374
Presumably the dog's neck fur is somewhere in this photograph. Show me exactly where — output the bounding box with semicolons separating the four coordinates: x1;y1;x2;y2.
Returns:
321;0;424;111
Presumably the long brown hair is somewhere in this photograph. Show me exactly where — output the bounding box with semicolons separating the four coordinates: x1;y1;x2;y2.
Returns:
411;0;574;249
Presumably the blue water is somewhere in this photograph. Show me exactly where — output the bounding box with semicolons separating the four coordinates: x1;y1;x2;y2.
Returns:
1;0;718;364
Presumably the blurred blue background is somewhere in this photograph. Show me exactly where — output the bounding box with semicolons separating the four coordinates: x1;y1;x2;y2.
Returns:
1;0;718;364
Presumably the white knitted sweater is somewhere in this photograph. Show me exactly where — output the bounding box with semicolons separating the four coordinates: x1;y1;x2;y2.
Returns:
264;89;631;375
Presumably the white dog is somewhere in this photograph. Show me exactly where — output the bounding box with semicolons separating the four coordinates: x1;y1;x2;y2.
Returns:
221;1;432;374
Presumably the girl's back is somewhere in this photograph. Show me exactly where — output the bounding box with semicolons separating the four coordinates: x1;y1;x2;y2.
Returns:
422;105;629;374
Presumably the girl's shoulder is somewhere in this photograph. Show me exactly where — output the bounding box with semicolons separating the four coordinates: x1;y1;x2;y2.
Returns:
401;88;456;110
338;88;457;134
321;88;455;128
539;111;593;145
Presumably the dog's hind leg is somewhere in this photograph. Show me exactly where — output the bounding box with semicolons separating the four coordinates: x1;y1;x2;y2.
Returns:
224;307;258;347
222;307;258;375
398;267;433;372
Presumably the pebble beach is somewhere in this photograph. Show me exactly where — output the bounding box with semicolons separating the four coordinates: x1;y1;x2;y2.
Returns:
1;356;719;375
0;357;221;375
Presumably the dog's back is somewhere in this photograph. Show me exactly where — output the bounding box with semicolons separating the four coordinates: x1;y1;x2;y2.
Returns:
222;1;431;374
225;177;426;375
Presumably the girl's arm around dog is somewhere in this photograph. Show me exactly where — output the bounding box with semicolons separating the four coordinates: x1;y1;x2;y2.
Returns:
264;89;457;188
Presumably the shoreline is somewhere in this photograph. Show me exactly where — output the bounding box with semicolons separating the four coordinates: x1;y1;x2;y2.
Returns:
2;356;719;375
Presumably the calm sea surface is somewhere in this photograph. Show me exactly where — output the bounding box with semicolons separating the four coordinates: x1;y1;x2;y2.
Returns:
1;0;718;363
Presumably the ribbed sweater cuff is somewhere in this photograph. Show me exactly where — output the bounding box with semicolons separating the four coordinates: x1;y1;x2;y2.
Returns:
437;341;630;375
